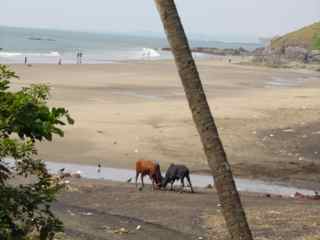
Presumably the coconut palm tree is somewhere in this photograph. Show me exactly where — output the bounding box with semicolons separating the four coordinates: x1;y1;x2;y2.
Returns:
154;1;253;239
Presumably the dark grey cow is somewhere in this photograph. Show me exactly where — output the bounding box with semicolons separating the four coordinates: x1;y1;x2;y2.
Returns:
161;164;194;193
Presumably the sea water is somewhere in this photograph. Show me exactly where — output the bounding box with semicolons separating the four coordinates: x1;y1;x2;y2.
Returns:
0;25;261;64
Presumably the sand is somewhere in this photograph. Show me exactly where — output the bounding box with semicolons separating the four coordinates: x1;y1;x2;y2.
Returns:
9;60;320;184
54;179;320;240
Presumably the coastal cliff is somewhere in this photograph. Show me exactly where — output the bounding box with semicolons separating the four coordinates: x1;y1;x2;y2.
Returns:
260;22;320;63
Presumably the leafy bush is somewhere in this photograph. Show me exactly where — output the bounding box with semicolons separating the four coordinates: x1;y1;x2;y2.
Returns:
0;65;74;240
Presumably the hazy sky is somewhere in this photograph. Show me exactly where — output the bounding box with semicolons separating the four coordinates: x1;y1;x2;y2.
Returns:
1;0;319;42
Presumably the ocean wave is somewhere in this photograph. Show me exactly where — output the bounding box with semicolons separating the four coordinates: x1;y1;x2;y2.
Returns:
0;51;60;58
141;48;160;58
0;52;23;57
45;51;60;57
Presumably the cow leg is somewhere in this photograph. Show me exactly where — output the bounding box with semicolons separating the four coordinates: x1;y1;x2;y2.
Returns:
186;174;194;193
135;172;139;188
151;177;155;191
170;181;174;191
141;174;145;188
180;177;185;192
149;175;155;190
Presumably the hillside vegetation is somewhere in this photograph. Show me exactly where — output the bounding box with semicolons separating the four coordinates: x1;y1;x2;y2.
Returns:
271;21;320;50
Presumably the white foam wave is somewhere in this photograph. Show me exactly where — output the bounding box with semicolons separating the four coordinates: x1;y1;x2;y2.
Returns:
0;51;60;58
141;48;160;58
0;52;23;57
45;51;61;57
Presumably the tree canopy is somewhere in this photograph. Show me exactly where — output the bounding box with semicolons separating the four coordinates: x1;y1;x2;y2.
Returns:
0;65;74;240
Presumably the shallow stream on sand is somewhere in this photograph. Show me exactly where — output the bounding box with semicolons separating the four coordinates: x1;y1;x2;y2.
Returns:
43;161;318;197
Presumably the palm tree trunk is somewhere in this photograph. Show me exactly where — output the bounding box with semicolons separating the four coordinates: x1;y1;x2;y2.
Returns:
154;1;253;239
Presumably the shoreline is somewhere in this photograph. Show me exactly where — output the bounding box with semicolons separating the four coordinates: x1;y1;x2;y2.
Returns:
43;160;317;196
4;58;319;74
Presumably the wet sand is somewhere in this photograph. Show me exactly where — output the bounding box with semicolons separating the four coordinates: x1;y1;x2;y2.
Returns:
9;60;320;186
54;178;320;240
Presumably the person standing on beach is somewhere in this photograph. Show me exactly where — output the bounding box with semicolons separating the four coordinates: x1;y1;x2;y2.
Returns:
24;56;27;65
79;51;83;64
76;50;83;64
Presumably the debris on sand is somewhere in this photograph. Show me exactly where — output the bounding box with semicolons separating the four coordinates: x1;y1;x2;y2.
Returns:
80;212;93;216
268;210;281;215
103;225;111;231
67;209;76;216
293;192;320;200
112;227;129;234
136;225;141;230
262;194;282;198
282;128;295;133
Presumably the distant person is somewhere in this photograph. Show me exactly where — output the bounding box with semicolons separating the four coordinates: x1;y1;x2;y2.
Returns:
76;52;79;64
58;58;62;65
79;52;83;64
24;56;27;65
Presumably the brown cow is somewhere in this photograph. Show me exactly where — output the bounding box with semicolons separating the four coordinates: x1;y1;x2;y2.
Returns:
135;159;162;190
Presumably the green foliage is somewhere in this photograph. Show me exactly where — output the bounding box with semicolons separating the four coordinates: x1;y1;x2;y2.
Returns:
271;21;320;50
312;33;320;50
0;65;74;240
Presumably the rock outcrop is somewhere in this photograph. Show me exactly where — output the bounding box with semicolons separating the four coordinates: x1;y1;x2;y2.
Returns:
162;47;249;56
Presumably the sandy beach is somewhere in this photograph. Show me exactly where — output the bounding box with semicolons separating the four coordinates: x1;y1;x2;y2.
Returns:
9;60;320;186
